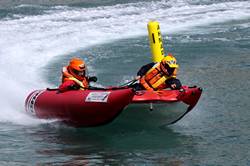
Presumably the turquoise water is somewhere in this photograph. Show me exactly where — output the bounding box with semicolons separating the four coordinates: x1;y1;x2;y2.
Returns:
0;0;250;165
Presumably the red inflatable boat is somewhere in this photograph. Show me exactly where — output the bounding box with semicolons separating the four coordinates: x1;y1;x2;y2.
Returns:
25;86;202;127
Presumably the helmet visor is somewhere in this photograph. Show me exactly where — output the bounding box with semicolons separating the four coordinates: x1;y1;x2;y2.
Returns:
165;59;178;68
72;68;85;76
79;64;85;70
164;63;175;75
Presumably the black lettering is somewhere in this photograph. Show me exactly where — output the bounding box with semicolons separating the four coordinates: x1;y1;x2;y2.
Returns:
152;33;155;43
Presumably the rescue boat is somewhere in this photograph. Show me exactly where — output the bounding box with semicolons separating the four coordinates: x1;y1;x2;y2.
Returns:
25;86;201;127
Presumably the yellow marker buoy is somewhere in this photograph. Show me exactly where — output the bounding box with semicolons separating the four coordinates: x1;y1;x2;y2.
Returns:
147;21;165;62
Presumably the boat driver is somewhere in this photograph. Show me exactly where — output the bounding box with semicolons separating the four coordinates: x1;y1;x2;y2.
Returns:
133;54;182;91
58;57;97;92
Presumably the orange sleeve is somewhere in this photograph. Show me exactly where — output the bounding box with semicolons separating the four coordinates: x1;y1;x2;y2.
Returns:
140;76;154;91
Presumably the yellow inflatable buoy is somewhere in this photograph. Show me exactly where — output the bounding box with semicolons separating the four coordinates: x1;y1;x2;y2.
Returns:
147;21;165;62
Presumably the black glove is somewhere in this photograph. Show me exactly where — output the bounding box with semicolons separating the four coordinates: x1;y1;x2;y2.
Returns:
166;78;182;90
69;84;80;90
89;76;97;82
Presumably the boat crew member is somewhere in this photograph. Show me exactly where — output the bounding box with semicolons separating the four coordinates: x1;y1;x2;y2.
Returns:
133;54;182;91
59;57;97;92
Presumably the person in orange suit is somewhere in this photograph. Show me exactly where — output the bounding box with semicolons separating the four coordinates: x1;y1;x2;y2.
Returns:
59;58;97;92
134;54;182;91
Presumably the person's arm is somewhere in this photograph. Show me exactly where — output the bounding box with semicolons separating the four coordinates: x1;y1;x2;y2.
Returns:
165;78;182;90
58;80;80;92
137;62;155;77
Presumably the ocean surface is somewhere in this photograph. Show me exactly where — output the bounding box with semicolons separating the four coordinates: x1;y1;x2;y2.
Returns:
0;0;250;165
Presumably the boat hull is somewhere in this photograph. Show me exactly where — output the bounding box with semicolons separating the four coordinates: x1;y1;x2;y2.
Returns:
120;86;202;126
25;88;134;127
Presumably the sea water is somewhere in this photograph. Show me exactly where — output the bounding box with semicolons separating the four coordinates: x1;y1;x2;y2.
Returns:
0;0;250;165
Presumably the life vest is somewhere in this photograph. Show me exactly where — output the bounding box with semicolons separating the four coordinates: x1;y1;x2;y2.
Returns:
139;63;177;91
62;66;89;89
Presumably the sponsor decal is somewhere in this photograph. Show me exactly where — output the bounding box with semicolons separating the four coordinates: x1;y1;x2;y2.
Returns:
26;90;44;115
85;91;111;102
